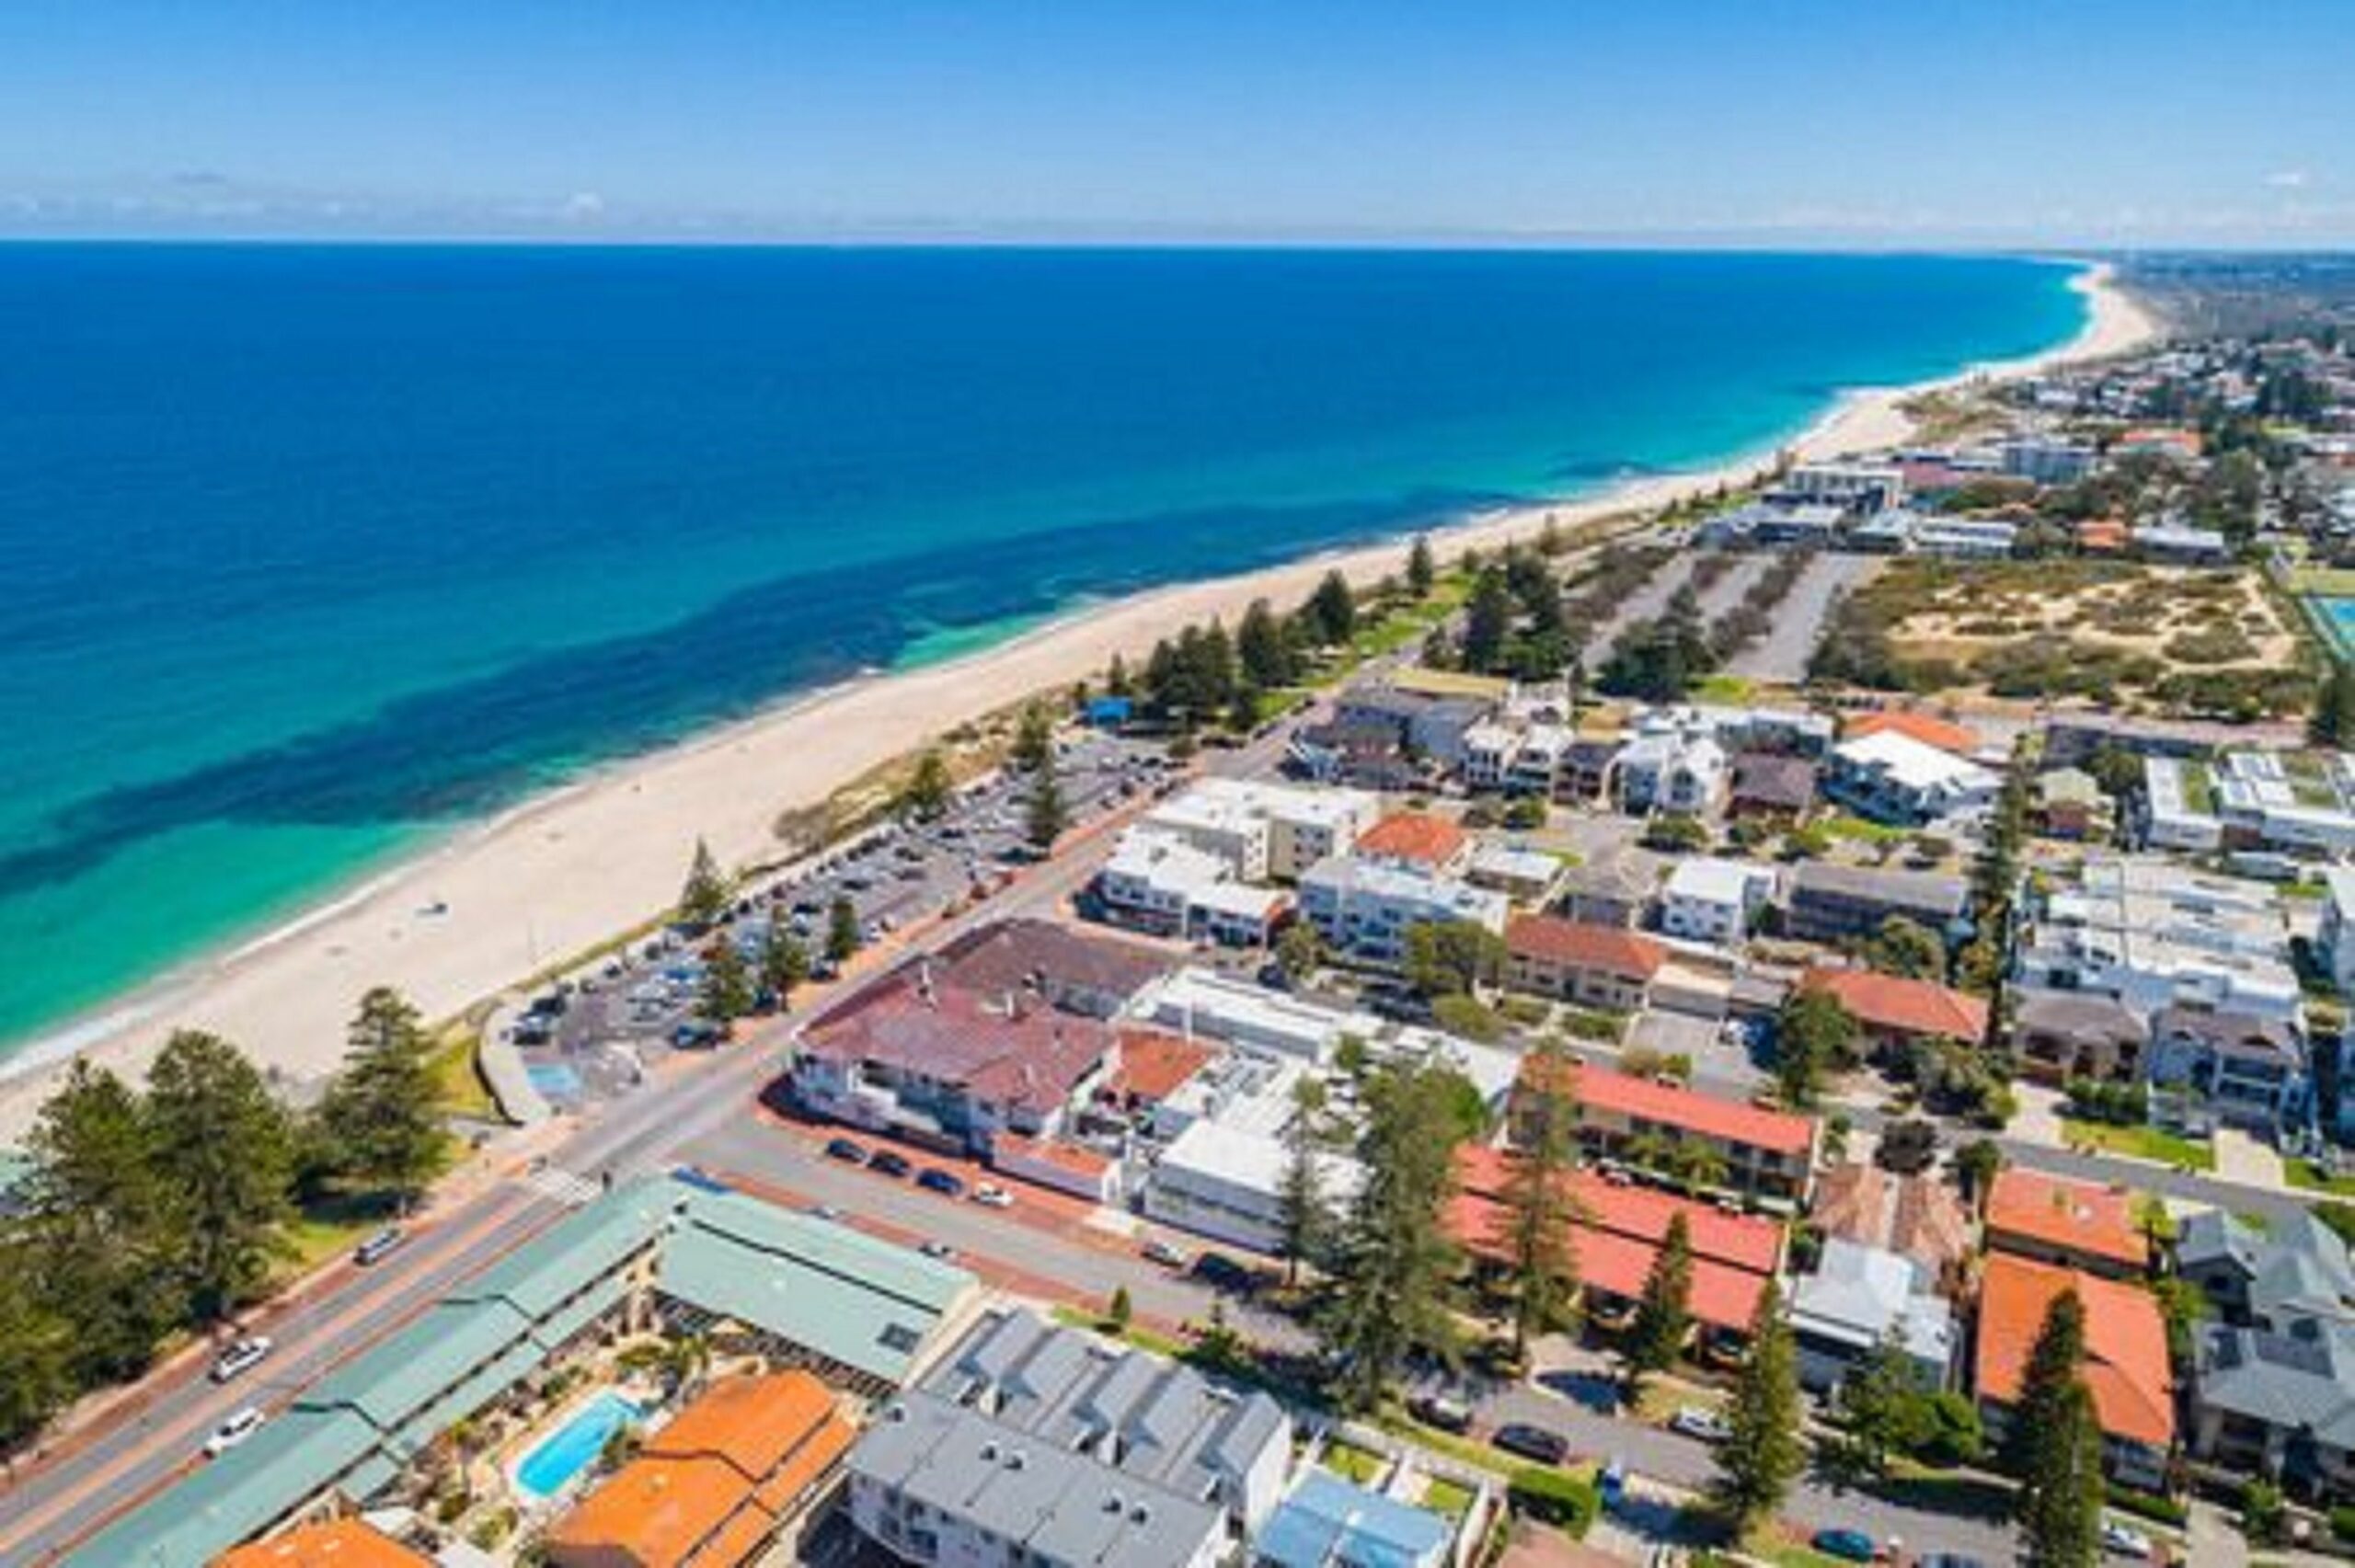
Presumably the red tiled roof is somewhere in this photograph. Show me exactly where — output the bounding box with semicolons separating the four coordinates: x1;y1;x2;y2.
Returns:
1356;811;1472;867
1800;967;1990;1043
1523;1058;1815;1158
1843;709;1981;756
800;981;1111;1118
994;1132;1113;1178
1984;1168;2151;1272
217;1523;431;1568
1449;1191;1767;1333
1506;914;1670;981
1976;1254;2174;1448
1452;1146;1782;1275
1106;1029;1215;1104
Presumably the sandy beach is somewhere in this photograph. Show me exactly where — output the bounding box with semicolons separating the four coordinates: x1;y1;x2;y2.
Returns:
0;262;2158;1139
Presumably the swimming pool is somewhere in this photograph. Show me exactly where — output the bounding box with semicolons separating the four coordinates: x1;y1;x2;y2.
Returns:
514;1389;642;1504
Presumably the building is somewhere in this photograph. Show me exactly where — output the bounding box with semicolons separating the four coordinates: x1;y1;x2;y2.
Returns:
1513;1057;1817;1205
1145;1111;1358;1254
925;919;1170;1021
2009;988;2149;1085
2142;756;2224;853
1465;842;1567;907
1296;856;1508;967
1462;723;1522;793
1809;1162;1972;1286
1502;915;1670;1013
1983;1169;2152;1280
1142;779;1382;884
1708;498;1845;548
1658;858;1776;945
1912;518;2020;558
2150;750;2355;860
1355;812;1476;878
1841;711;1983;756
1556;856;1654;929
215;1522;432;1568
2146;1005;2311;1140
2003;436;2097;484
1788;1239;1958;1394
846;1309;1292;1568
1798;967;1989;1051
1821;729;1999;826
1779;462;1908;514
1728;752;1817;822
1973;1254;2174;1492
1097;830;1291;947
2033;768;2114;841
1613;727;1728;816
1334;681;1494;772
2189;1318;2355;1502
2134;521;2232;565
2178;1209;2355;1331
1255;1472;1453;1568
1782;864;1970;944
2323;868;2355;997
547;1370;856;1568
2013;854;2302;1024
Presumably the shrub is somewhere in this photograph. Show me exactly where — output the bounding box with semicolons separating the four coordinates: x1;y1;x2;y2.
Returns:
1558;1008;1624;1043
1433;993;1508;1043
2104;1483;2188;1528
1509;1466;1600;1536
2330;1503;2355;1543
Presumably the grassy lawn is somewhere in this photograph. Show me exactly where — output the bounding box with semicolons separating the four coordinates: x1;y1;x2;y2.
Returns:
2286;1160;2355;1197
1693;673;1757;704
2292;567;2355;596
1755;1540;1862;1568
1821;812;1911;845
1048;1304;1188;1359
2062;1119;2216;1172
279;1188;404;1279
1421;1475;1477;1522
426;1019;501;1122
1632;1376;1722;1425
1321;1437;1389;1486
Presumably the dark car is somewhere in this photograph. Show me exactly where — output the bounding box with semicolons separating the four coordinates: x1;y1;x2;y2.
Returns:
1811;1530;1878;1563
917;1168;966;1197
1916;1556;1986;1568
825;1138;868;1165
1490;1424;1569;1466
1407;1391;1474;1434
352;1226;407;1266
1189;1253;1261;1296
869;1150;913;1179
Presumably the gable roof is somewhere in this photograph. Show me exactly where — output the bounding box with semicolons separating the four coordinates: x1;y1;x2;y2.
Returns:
1985;1169;2151;1273
1356;811;1472;868
1729;752;1818;810
1844;709;1981;756
1976;1254;2174;1448
1505;914;1669;980
1800;967;1990;1043
1522;1058;1814;1157
214;1521;432;1568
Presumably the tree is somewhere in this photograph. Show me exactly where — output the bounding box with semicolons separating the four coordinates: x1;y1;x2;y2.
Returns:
1237;600;1293;691
901;750;953;821
700;937;752;1023
1104;652;1132;698
2317;664;2355;749
0;1260;72;1456
1832;1323;1918;1482
1502;1038;1580;1360
759;921;810;1008
1462;569;1514;673
145;1029;295;1321
1402;920;1505;998
1276;1078;1331;1285
1275;921;1325;983
1868;915;1948;983
1712;1281;1806;1534
1012;702;1056;774
825;896;862;966
1954;1139;2005;1206
1319;1060;1463;1412
1407;534;1436;598
2021;1383;2106;1568
1026;764;1067;851
320;987;445;1204
678;838;733;930
1106;1285;1133;1331
1775;988;1856;1109
1626;1213;1694;1387
19;1062;180;1379
1307;569;1357;646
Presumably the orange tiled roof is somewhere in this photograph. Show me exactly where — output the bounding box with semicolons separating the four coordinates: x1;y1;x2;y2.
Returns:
1449;1190;1767;1333
1800;967;1990;1043
215;1522;432;1568
1843;709;1981;757
1452;1145;1783;1274
1975;1253;2174;1448
1107;1029;1216;1103
1355;811;1471;867
1506;914;1669;981
995;1131;1113;1178
1523;1057;1815;1158
1984;1168;2151;1272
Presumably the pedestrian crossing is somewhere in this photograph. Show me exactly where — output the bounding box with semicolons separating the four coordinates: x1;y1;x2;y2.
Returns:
518;1164;602;1207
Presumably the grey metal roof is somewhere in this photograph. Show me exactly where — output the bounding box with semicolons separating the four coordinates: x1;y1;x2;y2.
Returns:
1787;862;1969;915
2182;1208;2355;1326
2196;1319;2355;1448
2013;987;2148;1043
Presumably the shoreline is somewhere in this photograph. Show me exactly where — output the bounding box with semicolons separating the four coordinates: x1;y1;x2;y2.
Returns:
0;261;2158;1138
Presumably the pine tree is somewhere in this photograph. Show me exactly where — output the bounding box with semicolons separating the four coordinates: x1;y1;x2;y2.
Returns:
1502;1036;1580;1359
760;921;810;1008
1276;1078;1330;1285
1407;534;1436;599
1832;1322;1918;1482
1012;702;1055;773
1307;569;1357;645
825;896;862;966
1712;1282;1806;1534
22;1061;182;1380
1026;764;1067;851
320;987;445;1204
2006;1290;2089;1505
1462;568;1514;673
145;1029;295;1321
678;838;733;930
2022;1383;2106;1568
701;937;752;1023
902;750;953;821
1105;652;1132;698
1627;1212;1695;1386
1237;600;1293;691
0;1259;73;1454
1318;1060;1463;1412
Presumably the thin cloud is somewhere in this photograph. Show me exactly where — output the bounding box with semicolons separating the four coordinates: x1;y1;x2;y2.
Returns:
2265;169;2311;189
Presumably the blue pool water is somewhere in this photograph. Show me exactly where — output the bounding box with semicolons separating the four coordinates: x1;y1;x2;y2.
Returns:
514;1389;642;1503
0;246;2087;1054
2314;597;2355;654
525;1061;585;1102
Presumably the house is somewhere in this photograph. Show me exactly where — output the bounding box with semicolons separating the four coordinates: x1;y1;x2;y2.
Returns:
1333;681;1494;771
2009;988;2149;1085
846;1309;1292;1568
1355;812;1476;878
1255;1473;1453;1568
1556;736;1623;804
548;1370;855;1568
2320;867;2355;997
1974;1254;2175;1492
2135;521;2232;565
1983;1169;2152;1280
1809;1162;1972;1285
1728;752;1817;822
1514;1057;1817;1205
1503;915;1670;1013
1508;723;1575;797
1842;710;1982;757
2034;768;2114;841
1613;727;1728;815
2177;1209;2355;1331
1659;858;1776;945
927;919;1171;1021
1556;856;1653;929
1465;842;1567;906
1097;830;1291;947
2141;755;2223;853
1288;717;1423;792
1142;779;1382;883
1798;967;1989;1051
1783;864;1970;944
2189;1318;2355;1502
1462;723;1523;793
217;1523;432;1568
2147;1006;2312;1140
1821;729;1999;826
1297;856;1508;967
2013;854;2302;1024
2003;436;2097;484
1788;1239;1958;1394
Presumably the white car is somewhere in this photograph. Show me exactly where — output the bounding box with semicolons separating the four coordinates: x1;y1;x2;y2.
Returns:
203;1406;266;1458
971;1183;1014;1208
1671;1406;1733;1443
2100;1520;2153;1559
210;1336;274;1383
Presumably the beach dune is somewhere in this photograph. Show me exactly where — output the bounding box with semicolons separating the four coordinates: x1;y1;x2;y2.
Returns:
0;264;2157;1139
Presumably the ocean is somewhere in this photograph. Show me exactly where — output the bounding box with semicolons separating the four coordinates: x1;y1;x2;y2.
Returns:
0;245;2084;1059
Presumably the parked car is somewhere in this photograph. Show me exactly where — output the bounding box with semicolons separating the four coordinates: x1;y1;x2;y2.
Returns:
1190;1253;1259;1296
1916;1556;1987;1568
825;1138;869;1165
1407;1391;1474;1434
2101;1520;2154;1559
352;1227;406;1266
1670;1406;1733;1443
203;1406;267;1458
971;1182;1013;1208
917;1168;966;1198
869;1150;913;1179
919;1241;958;1261
1142;1238;1191;1268
211;1336;274;1383
1490;1424;1569;1466
1810;1530;1878;1564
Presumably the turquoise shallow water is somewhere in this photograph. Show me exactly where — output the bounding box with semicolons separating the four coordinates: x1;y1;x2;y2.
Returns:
0;246;2085;1057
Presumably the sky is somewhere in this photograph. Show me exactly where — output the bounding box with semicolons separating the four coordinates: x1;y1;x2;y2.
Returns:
1;0;2349;247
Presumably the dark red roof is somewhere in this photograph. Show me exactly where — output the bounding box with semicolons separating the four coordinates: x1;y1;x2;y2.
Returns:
1506;914;1669;981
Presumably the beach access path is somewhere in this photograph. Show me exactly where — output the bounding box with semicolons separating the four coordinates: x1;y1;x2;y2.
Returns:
0;265;2160;1140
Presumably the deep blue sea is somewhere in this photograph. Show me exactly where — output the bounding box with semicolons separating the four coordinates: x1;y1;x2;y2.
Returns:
0;246;2083;1056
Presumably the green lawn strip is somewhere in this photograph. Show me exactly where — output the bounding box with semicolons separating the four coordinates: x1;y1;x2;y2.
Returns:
2286;1161;2355;1197
2061;1118;2216;1172
1321;1437;1389;1486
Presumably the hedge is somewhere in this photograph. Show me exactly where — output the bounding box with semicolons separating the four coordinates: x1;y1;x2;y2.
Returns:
1508;1466;1600;1537
2104;1483;2188;1528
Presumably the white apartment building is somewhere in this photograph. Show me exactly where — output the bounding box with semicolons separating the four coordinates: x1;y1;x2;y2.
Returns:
1659;856;1777;945
1821;730;1998;826
2014;854;2303;1024
1461;723;1522;793
1096;829;1290;947
1140;777;1381;884
2144;751;2355;859
1614;727;1728;816
1296;855;1509;966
